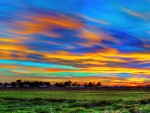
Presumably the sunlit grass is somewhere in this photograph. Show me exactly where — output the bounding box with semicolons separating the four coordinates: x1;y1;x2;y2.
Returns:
0;90;150;101
0;90;150;112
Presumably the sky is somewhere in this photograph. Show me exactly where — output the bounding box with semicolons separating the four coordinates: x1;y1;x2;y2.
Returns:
0;0;150;86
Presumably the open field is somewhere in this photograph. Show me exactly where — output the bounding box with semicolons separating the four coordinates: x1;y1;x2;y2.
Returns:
0;89;150;113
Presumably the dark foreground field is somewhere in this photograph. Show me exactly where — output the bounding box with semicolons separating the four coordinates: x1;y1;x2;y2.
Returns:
0;88;150;113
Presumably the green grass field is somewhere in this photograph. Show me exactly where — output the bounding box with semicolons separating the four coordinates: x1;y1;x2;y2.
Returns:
0;89;150;113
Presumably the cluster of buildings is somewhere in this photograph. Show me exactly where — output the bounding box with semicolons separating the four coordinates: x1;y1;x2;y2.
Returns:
1;80;149;88
0;80;50;88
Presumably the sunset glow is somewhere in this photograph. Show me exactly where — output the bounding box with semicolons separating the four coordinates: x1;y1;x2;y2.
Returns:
0;0;150;86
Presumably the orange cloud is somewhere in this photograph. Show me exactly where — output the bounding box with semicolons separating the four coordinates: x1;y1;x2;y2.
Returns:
9;13;84;37
45;68;74;72
0;37;150;77
0;44;27;51
0;37;20;43
79;29;102;42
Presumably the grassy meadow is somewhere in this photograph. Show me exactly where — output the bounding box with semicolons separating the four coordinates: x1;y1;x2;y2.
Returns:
0;89;150;113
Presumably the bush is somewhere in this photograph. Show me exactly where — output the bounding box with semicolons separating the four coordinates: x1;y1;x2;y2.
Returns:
140;99;150;104
142;108;150;113
129;107;141;113
112;103;123;110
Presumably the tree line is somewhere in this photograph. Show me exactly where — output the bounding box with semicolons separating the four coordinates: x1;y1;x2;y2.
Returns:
0;79;101;88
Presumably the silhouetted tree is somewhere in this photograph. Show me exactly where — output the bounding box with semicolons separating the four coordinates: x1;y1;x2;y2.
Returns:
16;79;21;86
54;82;61;87
4;82;7;87
0;79;102;88
97;81;101;86
68;80;72;86
32;81;39;87
72;81;77;86
19;81;23;87
11;82;16;87
77;83;81;87
26;80;29;85
29;82;33;87
0;82;2;87
46;82;50;87
64;80;72;86
39;81;42;86
84;83;88;87
88;82;93;87
92;82;95;87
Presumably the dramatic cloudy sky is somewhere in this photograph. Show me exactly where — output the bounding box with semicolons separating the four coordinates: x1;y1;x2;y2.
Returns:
0;0;150;86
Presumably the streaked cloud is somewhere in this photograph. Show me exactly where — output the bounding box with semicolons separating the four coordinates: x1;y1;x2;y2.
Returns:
0;0;150;86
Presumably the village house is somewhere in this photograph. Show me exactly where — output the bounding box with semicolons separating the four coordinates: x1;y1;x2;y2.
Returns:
23;84;30;87
6;84;13;88
39;85;48;88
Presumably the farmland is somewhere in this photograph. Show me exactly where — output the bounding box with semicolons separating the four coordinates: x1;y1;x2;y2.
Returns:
0;88;150;113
